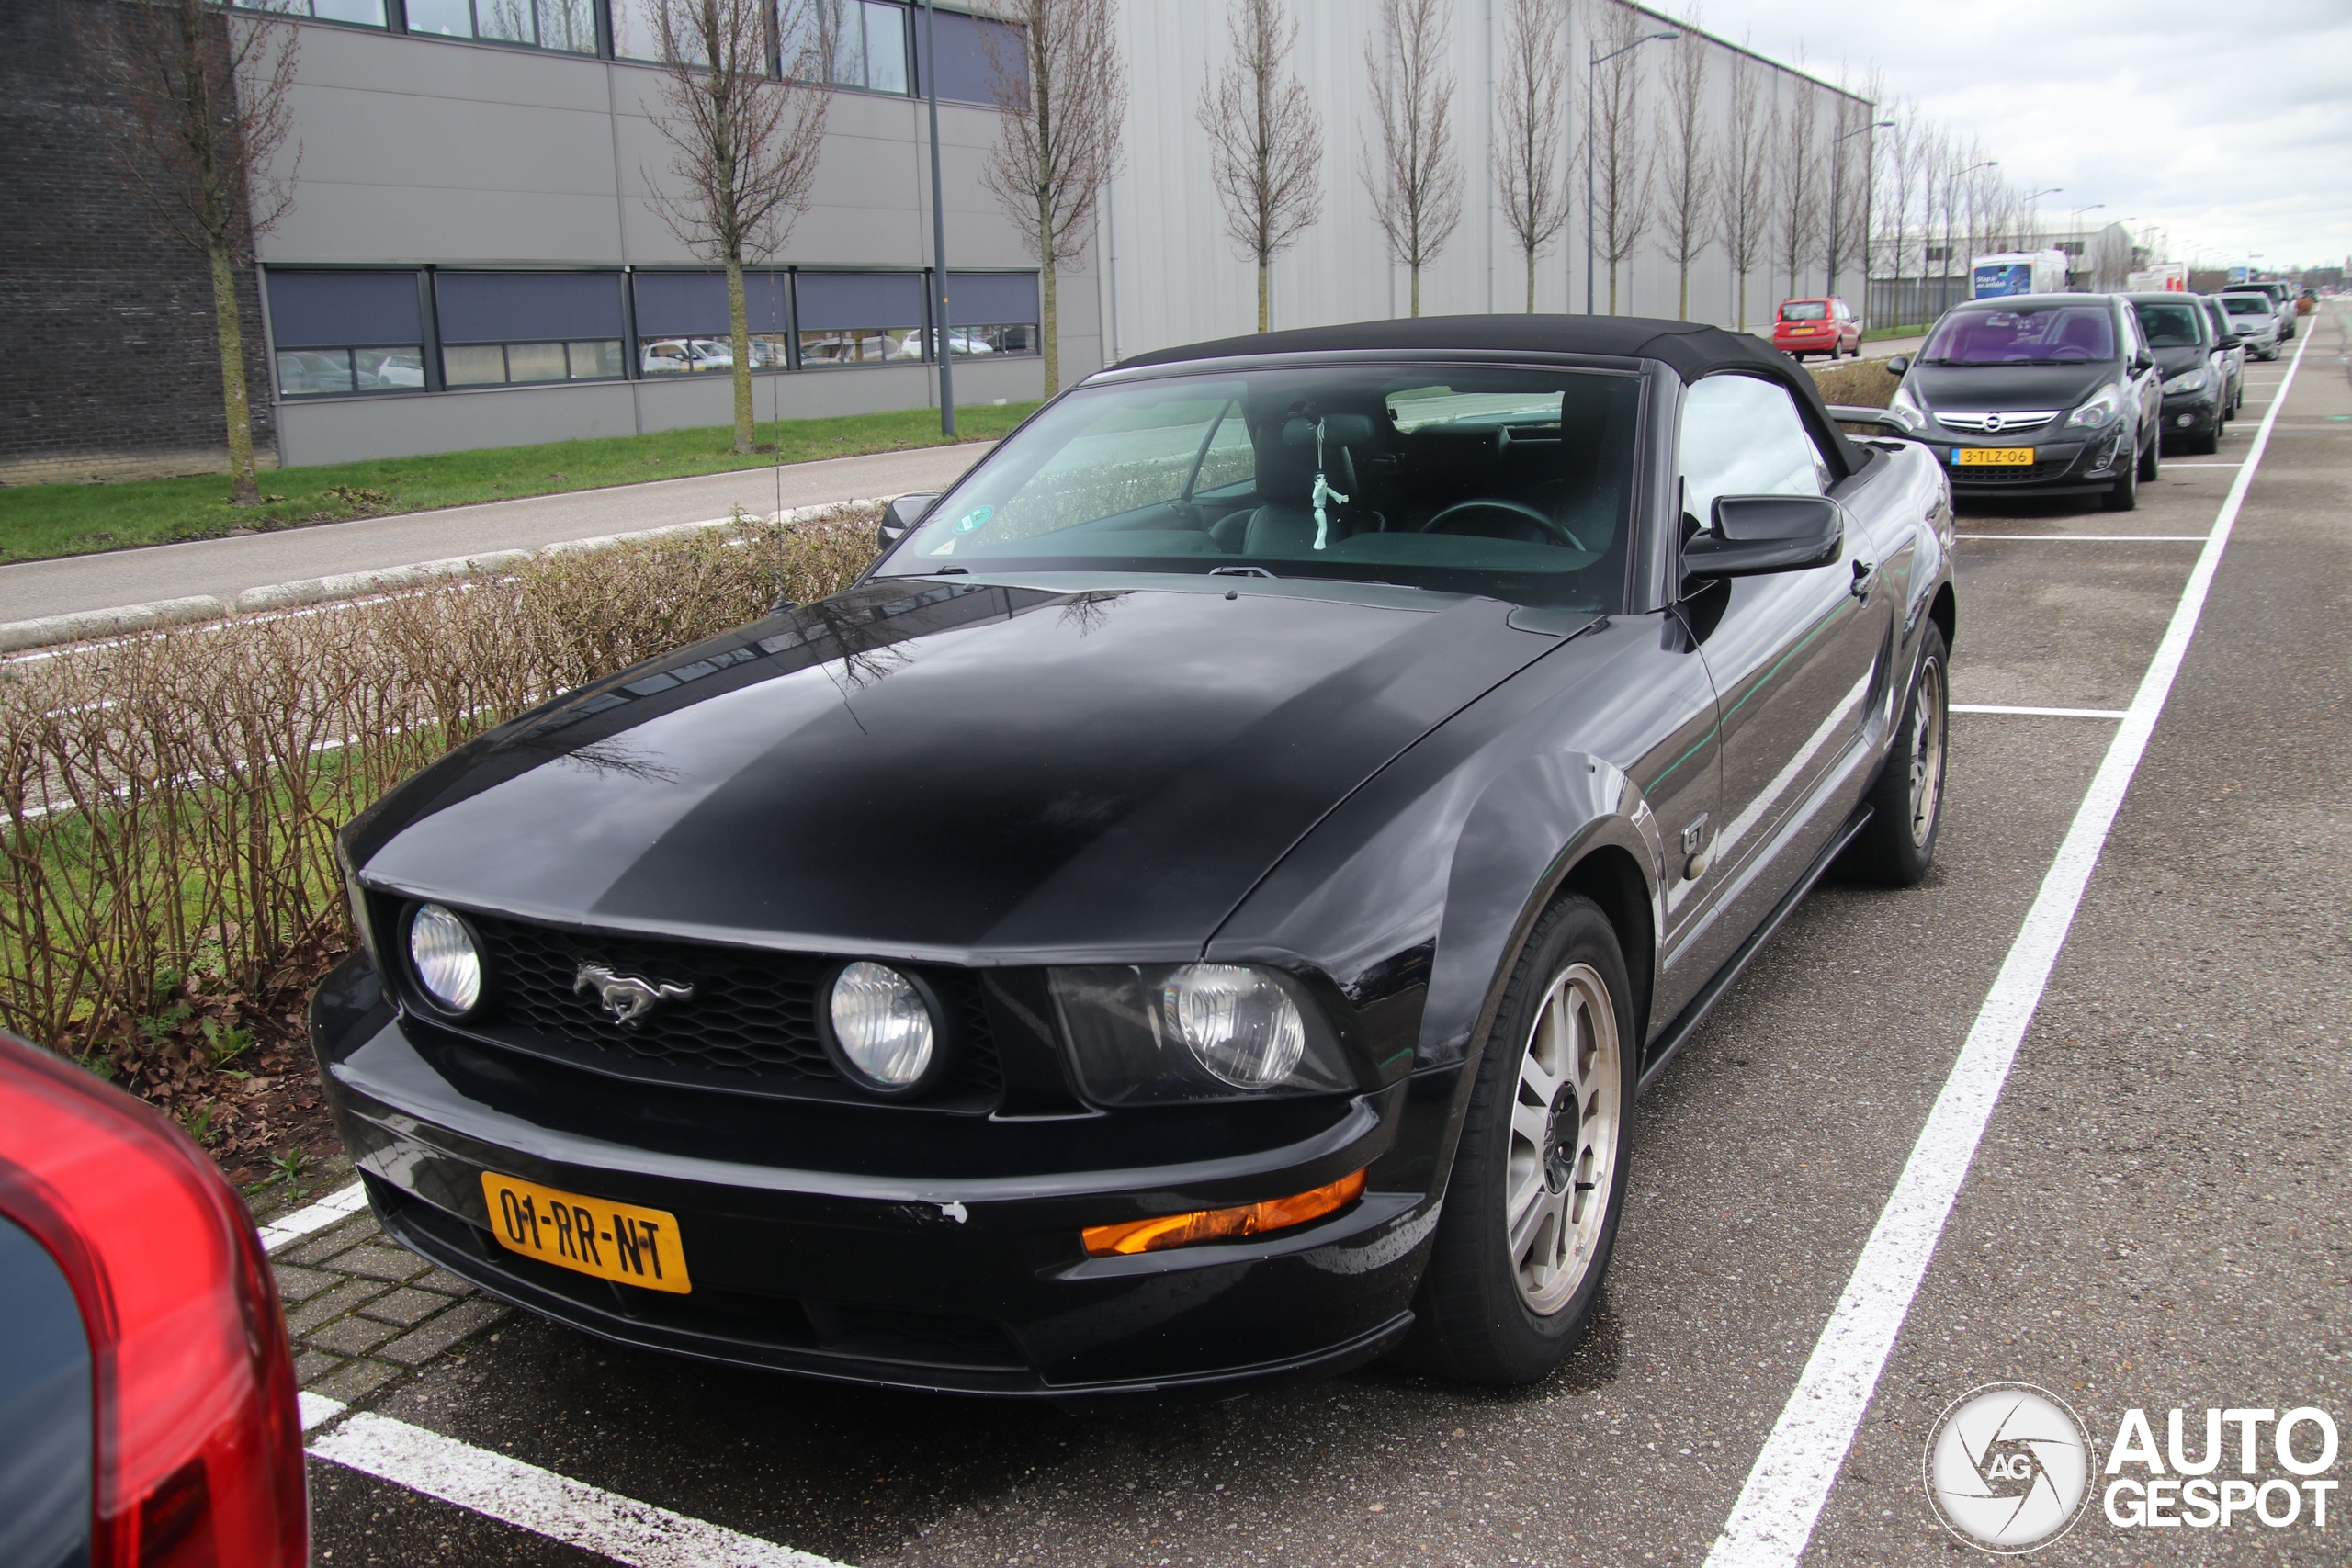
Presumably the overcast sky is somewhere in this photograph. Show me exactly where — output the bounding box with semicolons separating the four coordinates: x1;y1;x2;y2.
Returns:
1694;0;2352;273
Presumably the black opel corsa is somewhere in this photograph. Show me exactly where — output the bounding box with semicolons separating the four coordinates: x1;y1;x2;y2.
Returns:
1885;292;2165;510
314;316;1958;1395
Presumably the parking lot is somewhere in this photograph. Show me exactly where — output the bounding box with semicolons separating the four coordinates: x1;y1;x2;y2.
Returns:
282;302;2350;1568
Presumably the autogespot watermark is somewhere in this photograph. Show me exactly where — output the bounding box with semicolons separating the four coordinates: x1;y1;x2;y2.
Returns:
1921;1385;2341;1551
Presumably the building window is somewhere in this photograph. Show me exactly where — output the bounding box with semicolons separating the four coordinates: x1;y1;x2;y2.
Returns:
233;0;390;26
435;271;628;388
943;271;1039;356
633;271;791;374
794;271;928;366
266;269;426;397
916;5;1023;104
405;0;597;53
789;0;910;94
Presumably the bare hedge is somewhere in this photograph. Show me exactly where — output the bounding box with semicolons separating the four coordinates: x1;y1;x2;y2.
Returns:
0;507;878;1059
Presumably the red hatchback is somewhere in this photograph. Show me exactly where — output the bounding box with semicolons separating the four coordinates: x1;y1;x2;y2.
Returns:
1772;297;1860;360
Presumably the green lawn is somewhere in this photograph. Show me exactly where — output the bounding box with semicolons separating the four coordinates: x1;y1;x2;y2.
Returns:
1861;324;1932;343
0;401;1038;566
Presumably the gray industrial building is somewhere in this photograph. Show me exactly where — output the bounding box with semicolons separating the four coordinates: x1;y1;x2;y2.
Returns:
6;0;1864;481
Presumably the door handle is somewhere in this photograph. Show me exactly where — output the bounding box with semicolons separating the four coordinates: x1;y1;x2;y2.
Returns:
1850;558;1877;600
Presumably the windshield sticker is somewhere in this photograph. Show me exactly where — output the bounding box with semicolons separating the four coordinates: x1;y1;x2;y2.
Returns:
954;506;993;534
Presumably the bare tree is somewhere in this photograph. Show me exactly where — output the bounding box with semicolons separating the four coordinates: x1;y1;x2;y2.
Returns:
982;0;1126;394
1491;0;1568;314
1823;75;1871;298
1199;0;1323;333
1362;0;1463;317
1714;51;1770;332
1652;28;1713;321
1870;100;1918;323
647;0;829;457
78;0;300;505
1588;3;1652;314
1773;76;1822;303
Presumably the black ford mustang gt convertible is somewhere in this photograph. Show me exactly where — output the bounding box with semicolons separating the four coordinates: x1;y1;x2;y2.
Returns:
314;315;1956;1396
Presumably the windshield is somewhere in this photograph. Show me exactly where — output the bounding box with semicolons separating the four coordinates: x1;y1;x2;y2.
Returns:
1923;304;2116;365
879;366;1642;610
2222;295;2269;316
1780;301;1827;321
2134;302;2205;347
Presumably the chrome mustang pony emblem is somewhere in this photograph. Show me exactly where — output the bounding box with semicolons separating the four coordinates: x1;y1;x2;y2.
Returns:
572;963;694;1026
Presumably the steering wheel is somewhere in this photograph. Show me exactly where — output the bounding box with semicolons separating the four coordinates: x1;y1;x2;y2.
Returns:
1419;498;1588;552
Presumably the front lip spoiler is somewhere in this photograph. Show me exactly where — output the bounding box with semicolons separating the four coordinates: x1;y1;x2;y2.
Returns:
369;1181;1415;1399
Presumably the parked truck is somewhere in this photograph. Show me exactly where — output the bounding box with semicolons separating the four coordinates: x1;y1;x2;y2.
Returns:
1972;250;2071;299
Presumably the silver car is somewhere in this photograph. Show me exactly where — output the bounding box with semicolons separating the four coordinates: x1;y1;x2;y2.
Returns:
2219;292;2281;360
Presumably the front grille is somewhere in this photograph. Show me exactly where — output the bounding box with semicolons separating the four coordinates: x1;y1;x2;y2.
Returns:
1936;411;2058;434
455;912;1002;1108
1949;458;2077;485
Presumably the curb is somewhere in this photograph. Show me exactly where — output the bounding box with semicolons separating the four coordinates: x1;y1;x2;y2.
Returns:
0;500;888;655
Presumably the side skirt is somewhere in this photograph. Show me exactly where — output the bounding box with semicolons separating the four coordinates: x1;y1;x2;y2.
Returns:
1636;802;1873;1095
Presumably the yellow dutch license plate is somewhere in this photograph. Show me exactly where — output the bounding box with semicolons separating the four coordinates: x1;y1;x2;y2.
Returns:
480;1172;692;1294
1956;446;2035;467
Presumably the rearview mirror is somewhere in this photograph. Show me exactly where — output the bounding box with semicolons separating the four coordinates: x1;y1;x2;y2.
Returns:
1683;495;1844;581
877;491;940;551
1884;355;1911;376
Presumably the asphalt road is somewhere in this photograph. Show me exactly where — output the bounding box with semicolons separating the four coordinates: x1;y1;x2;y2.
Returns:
0;441;992;624
285;303;2352;1566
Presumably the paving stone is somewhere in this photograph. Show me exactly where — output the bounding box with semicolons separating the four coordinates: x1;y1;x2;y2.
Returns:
304;1314;401;1358
283;1277;391;1336
356;1287;448;1327
330;1242;433;1283
271;1263;336;1303
277;1214;382;1269
307;1357;402;1404
409;1268;478;1297
294;1349;345;1387
379;1298;511;1367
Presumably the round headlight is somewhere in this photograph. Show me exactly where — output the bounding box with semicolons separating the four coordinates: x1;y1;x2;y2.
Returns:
1161;964;1306;1089
826;962;936;1091
408;903;482;1015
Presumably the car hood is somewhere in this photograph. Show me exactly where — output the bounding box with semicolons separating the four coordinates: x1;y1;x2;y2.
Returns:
351;579;1568;963
1909;361;2114;414
2154;344;2211;378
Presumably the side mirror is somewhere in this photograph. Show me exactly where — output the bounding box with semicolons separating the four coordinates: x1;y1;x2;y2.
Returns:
877;491;940;551
2132;354;2155;374
1884;355;1911;377
1682;495;1844;581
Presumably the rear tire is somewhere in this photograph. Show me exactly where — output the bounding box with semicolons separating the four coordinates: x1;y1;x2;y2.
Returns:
1396;897;1635;1385
1844;625;1950;886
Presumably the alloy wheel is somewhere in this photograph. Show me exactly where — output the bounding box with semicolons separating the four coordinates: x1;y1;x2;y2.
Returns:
1907;656;1948;849
1504;963;1623;1314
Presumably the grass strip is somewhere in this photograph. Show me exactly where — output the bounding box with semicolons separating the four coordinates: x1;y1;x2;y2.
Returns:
0;400;1036;566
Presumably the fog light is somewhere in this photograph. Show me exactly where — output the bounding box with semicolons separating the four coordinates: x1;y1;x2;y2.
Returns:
2177;413;2195;427
1161;964;1306;1088
825;962;936;1091
408;903;482;1015
1081;1169;1367;1257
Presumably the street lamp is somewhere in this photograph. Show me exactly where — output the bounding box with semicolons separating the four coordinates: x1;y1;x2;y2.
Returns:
1585;29;1679;315
921;0;954;437
2018;186;2060;250
1824;118;1894;297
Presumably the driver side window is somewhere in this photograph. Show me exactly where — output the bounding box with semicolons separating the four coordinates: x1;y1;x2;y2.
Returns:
1677;375;1828;532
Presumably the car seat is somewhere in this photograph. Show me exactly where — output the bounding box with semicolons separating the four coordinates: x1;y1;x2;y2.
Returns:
1212;415;1374;555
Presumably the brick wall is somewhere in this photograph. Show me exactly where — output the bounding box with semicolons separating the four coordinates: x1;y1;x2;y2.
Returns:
0;0;277;486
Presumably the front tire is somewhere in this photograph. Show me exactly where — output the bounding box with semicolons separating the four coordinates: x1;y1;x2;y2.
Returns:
2102;443;2139;511
2138;427;2161;482
1398;897;1635;1384
1844;625;1950;886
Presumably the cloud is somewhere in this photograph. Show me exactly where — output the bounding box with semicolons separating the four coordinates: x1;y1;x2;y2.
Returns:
1693;0;2352;269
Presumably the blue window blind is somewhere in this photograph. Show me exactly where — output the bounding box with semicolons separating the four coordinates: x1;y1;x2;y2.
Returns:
946;272;1038;327
435;272;626;344
633;272;791;336
266;271;424;348
794;272;928;330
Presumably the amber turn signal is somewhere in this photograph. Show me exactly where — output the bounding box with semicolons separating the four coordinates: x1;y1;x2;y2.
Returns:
1081;1168;1368;1258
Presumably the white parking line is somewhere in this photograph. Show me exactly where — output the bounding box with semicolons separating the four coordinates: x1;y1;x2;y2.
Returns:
1951;704;2126;719
1702;325;2312;1568
1955;534;2207;542
259;1179;369;1253
302;1400;842;1567
2165;461;2242;468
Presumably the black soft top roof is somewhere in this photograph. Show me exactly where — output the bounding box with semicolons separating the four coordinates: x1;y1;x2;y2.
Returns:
1111;312;1865;477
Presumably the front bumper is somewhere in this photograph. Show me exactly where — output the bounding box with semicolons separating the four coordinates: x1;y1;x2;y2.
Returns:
1931;427;2129;497
309;952;1445;1397
2160;391;2220;435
